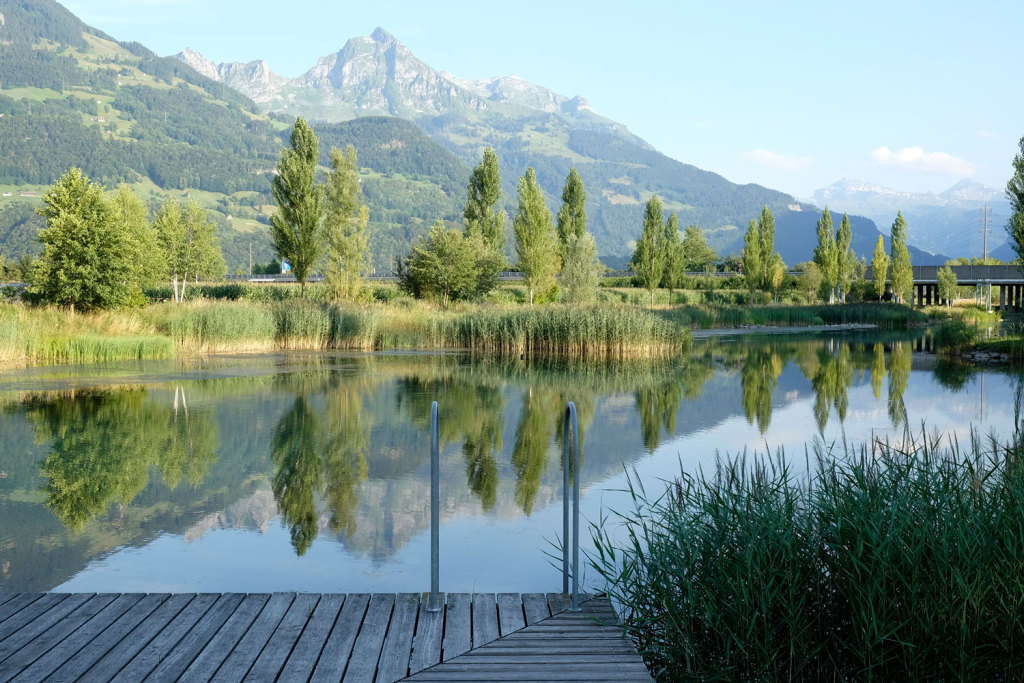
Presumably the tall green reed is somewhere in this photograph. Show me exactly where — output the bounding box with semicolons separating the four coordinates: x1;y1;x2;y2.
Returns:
590;429;1024;681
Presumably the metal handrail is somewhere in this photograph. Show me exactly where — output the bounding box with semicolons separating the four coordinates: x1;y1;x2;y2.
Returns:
562;402;582;611
427;401;441;612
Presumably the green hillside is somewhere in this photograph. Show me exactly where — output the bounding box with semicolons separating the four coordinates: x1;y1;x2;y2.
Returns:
0;1;470;272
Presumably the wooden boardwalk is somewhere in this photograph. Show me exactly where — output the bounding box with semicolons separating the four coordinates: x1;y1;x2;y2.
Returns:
0;591;652;682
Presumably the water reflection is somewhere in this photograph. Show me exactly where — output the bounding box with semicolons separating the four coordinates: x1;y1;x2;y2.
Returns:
1;333;1021;592
28;388;217;529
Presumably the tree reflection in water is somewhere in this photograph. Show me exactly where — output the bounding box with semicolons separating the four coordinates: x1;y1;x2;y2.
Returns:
29;387;218;529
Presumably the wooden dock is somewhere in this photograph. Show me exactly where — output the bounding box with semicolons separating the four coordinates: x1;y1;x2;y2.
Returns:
0;591;652;682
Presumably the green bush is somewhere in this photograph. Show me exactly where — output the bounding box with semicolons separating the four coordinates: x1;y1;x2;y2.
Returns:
933;318;978;355
591;432;1024;681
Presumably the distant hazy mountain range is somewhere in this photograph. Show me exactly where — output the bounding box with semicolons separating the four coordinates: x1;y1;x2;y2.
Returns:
0;1;950;271
810;179;1013;261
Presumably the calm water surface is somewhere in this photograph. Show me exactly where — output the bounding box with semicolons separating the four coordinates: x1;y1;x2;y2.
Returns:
1;331;1020;593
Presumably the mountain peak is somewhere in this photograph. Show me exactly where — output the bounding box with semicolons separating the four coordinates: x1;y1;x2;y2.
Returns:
369;26;397;45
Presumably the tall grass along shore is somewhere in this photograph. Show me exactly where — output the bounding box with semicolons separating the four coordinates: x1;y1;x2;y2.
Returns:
0;300;690;365
590;429;1024;681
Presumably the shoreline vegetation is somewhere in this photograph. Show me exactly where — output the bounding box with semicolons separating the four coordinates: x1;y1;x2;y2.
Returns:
590;428;1024;680
0;292;930;367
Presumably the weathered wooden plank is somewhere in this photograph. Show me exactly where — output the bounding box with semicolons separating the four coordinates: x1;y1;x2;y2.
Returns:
0;594;116;681
546;592;571;615
471;593;499;648
243;593;320;682
181;593;271;681
111;593;220;682
209;592;294;682
276;593;344;681
7;593;144;682
441;593;471;661
0;593;90;662
0;593;42;626
521;593;549;625
0;593;15;610
83;593;194;681
141;592;246;682
341;592;394;683
44;593;168;681
308;592;368;682
375;592;419;683
495;593;525;636
0;593;68;642
407;593;443;675
404;663;652;681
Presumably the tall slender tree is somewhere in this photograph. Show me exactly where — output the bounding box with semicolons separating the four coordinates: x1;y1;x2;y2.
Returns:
871;234;889;300
836;213;854;301
556;167;587;247
514;168;559;305
632;195;666;305
661;212;684;303
463;148;506;294
1006;136;1024;266
890;210;913;304
742;219;762;301
323;145;370;300
813;207;838;301
110;185;165;290
271;117;323;298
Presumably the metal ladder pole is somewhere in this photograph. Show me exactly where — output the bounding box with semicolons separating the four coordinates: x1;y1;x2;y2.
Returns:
562;402;581;611
427;401;440;612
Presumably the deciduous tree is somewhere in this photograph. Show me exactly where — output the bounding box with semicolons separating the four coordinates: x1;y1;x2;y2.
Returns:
813;207;838;302
154;198;226;302
31;168;138;311
556;167;587;247
323;145;370;300
890;210;913;304
271;117;323;298
560;232;602;304
661;212;684;304
632;195;666;305
464;147;506;294
398;220;482;307
871;235;889;301
514;167;559;305
937;265;957;306
1006;136;1024;266
836;213;854;301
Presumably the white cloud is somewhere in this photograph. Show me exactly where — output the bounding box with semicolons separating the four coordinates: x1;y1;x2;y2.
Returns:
740;149;811;171
870;146;975;176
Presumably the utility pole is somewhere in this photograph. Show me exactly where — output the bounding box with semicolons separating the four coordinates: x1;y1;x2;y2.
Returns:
981;204;991;263
249;242;253;277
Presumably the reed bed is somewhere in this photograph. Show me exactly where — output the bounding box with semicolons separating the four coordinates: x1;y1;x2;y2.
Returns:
591;430;1024;681
661;302;925;330
438;306;690;359
0;305;174;365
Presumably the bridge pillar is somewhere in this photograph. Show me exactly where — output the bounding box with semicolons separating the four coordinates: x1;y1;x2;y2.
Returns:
999;284;1006;311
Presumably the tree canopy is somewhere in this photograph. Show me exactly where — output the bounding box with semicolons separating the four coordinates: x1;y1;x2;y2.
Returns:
513;167;559;305
271;117;324;298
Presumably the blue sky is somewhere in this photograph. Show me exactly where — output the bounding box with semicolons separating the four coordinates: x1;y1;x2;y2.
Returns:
62;0;1023;200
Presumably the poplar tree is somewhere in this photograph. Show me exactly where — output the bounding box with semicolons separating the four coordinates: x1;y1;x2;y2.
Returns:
756;206;779;292
556;167;587;246
889;210;913;304
513;167;559;305
271;117;323;298
661;211;684;303
813;207;838;301
742;219;762;301
632;194;666;305
871;235;889;300
323;145;370;300
463;147;506;294
1006;136;1024;265
836;213;854;301
32;168;137;311
560;232;602;304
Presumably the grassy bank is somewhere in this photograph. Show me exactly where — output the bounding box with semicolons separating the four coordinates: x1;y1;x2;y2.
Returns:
590;431;1024;681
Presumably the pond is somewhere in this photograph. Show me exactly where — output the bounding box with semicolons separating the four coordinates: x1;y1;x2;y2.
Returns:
1;330;1020;594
